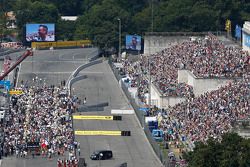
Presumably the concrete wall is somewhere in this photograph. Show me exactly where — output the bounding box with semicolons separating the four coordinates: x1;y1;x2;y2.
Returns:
149;83;185;109
178;70;234;96
144;35;190;55
143;32;223;55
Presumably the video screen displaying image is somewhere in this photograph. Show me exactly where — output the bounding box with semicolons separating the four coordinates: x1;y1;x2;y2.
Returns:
126;35;141;51
26;24;55;42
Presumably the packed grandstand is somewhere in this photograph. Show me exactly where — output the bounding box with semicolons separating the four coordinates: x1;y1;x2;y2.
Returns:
2;84;80;164
120;34;249;150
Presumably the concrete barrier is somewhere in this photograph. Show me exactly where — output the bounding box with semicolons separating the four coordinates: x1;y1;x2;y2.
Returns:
111;109;135;115
73;59;102;78
149;83;186;109
68;75;87;96
178;69;236;96
66;59;103;96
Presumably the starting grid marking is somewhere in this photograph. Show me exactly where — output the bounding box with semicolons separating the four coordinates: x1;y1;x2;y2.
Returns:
73;115;113;120
74;130;131;136
73;115;122;121
73;115;129;136
75;130;121;136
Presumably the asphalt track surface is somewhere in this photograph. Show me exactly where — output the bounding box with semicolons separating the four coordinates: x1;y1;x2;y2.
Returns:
72;61;162;167
1;48;162;167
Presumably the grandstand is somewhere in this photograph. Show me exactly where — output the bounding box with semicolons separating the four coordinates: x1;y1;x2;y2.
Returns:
119;33;249;151
121;33;249;107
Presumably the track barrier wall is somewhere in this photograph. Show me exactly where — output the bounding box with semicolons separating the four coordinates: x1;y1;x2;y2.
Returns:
108;59;170;166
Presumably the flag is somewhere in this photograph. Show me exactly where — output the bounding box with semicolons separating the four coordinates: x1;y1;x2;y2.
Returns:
225;19;231;32
235;24;242;38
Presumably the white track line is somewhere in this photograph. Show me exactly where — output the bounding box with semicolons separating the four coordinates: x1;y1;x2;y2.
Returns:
21;71;104;74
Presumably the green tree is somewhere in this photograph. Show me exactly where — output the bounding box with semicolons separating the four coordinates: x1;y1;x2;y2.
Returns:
14;0;59;40
81;0;102;14
8;0;250;44
184;133;250;167
153;0;194;32
0;0;17;42
43;0;82;16
75;0;130;50
56;20;76;41
132;7;151;34
219;133;243;167
189;2;217;31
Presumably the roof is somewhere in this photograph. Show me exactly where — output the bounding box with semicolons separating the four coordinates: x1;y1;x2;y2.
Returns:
61;16;78;21
5;11;16;20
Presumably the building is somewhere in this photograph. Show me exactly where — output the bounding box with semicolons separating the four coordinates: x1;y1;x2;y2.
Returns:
61;16;78;21
5;11;16;29
242;21;250;53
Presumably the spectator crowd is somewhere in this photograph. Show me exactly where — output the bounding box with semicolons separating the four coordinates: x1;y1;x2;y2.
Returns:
2;84;79;162
121;34;249;100
119;34;249;147
0;42;23;49
160;74;249;148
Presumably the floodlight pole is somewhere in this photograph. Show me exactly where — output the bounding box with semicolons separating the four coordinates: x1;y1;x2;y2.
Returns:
148;56;151;108
151;0;154;32
117;18;121;58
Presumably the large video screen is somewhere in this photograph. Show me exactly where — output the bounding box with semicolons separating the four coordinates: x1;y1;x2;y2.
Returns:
126;35;141;51
26;24;55;42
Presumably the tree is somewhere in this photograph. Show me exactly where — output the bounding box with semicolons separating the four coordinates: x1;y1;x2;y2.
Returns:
189;2;217;31
14;0;59;40
153;0;195;32
8;0;250;44
132;7;151;34
184;133;250;167
43;0;83;16
75;0;130;50
81;0;102;14
56;20;76;41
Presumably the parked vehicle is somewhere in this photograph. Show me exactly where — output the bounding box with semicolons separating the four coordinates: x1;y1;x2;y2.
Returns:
152;129;164;142
90;150;113;160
